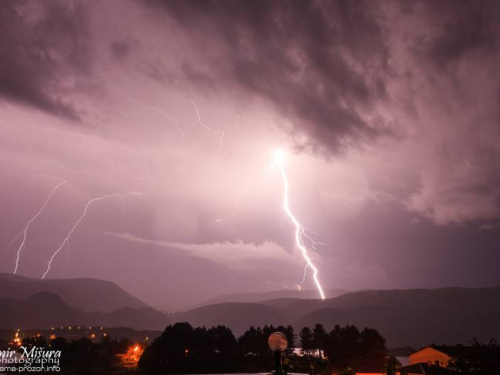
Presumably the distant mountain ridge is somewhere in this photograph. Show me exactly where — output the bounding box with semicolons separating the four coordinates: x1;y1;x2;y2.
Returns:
189;288;349;309
1;273;498;349
0;273;148;313
171;286;500;348
0;292;168;331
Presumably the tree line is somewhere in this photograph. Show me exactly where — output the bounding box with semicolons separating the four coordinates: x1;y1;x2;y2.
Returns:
3;325;499;374
138;322;390;374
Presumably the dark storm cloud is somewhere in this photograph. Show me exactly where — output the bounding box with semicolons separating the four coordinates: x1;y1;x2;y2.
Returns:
0;1;92;121
145;0;393;153
111;41;130;60
400;0;500;224
422;0;500;69
142;0;500;224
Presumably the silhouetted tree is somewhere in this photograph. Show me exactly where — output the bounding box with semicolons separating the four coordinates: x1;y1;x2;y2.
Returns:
325;325;387;373
139;322;238;373
448;339;500;375
312;324;328;357
68;337;93;356
115;337;132;354
360;327;387;370
238;326;264;357
278;325;296;356
9;322;390;374
237;325;296;371
99;335;113;353
385;355;401;375
300;326;314;355
211;325;237;355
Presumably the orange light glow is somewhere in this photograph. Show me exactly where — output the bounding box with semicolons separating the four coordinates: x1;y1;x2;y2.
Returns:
124;345;143;363
13;330;22;347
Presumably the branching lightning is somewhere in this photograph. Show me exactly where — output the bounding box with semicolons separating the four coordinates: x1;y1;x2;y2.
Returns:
189;97;225;152
41;192;147;280
272;149;326;300
127;96;225;151
298;228;327;288
127;97;185;137
11;179;69;275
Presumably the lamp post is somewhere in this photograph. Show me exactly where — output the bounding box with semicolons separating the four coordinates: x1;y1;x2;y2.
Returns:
268;332;288;375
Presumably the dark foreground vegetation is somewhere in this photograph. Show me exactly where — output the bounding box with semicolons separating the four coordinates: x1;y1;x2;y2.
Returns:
446;339;500;375
1;323;499;374
138;322;389;373
0;334;137;374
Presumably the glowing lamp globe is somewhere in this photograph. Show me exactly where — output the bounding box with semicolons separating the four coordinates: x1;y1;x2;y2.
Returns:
268;331;288;352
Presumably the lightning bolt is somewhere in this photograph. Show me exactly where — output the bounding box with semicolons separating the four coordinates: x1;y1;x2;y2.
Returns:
127;95;225;151
215;203;240;223
298;229;327;287
272;149;326;300
189;97;225;152
10;179;69;274
127;97;185;137
41;192;147;279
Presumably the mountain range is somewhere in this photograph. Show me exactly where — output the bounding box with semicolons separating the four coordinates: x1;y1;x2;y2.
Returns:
170;287;500;347
188;288;349;309
0;273;147;312
1;274;499;348
0;292;168;330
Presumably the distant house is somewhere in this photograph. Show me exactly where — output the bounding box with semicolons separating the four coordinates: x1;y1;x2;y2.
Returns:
389;346;415;367
409;345;476;368
396;345;479;374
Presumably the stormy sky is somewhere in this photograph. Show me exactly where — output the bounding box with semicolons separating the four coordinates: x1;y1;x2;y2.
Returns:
1;0;500;309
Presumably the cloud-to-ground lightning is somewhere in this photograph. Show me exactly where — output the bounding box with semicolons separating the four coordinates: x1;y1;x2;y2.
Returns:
189;96;225;152
272;149;326;300
41;192;147;279
298;228;327;288
127;97;185;137
10;179;69;274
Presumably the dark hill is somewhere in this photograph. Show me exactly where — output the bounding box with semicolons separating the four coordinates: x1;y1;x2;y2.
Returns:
190;288;348;309
176;287;500;348
0;292;168;331
0;273;148;313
